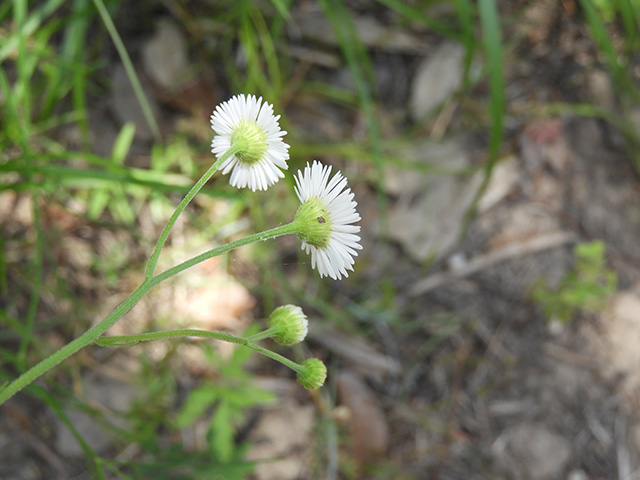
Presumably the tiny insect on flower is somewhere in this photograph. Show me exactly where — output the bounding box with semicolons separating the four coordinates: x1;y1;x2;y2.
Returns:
293;161;362;280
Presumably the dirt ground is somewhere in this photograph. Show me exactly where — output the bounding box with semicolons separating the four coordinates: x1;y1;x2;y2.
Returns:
2;2;640;479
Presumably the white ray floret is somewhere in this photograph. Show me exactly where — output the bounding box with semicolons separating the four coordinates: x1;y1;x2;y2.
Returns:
294;160;362;280
210;94;290;191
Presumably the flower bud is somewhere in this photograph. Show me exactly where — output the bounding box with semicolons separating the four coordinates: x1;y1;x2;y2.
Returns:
269;305;308;346
296;358;327;390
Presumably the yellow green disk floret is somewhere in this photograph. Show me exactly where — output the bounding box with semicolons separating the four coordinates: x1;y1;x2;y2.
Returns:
293;197;332;249
230;120;267;164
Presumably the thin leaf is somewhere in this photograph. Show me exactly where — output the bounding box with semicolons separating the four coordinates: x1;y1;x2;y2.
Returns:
478;0;504;168
375;0;460;40
88;187;111;220
0;0;67;62
91;0;161;142
210;400;234;463
455;0;475;90
268;0;290;20
112;123;136;165
579;0;640;104
176;385;219;428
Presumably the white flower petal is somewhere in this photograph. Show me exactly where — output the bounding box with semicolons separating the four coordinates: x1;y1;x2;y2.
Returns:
210;94;290;191
294;160;362;280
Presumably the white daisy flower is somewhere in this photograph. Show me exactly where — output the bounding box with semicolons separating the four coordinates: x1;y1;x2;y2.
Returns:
293;160;362;280
210;94;290;191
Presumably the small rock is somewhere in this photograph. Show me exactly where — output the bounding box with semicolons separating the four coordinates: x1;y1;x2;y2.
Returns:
566;470;588;480
587;286;640;402
55;375;142;456
0;414;43;479
382;138;470;198
387;178;479;262
56;408;113;457
337;371;389;464
290;10;426;53
308;323;402;379
410;42;464;120
586;69;614;110
246;395;315;480
632;422;640;455
547;361;593;404
478;155;521;212
0;191;33;232
383;138;479;262
142;19;191;91
492;423;571;480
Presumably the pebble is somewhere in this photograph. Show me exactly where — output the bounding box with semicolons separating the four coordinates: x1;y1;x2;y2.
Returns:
492;423;571;480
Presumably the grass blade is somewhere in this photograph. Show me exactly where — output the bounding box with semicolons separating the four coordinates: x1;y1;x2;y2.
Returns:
91;0;161;142
615;0;639;49
579;0;640;104
318;0;398;304
112;122;136;165
478;0;504;169
0;0;66;62
455;0;475;90
374;0;460;40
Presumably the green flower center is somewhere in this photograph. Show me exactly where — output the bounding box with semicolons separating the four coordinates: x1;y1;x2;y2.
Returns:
294;197;332;249
230;120;268;164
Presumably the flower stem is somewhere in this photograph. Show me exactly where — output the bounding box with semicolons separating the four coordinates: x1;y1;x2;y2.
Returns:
0;221;300;406
0;280;156;406
246;328;277;342
95;329;304;374
145;148;238;279
152;221;299;283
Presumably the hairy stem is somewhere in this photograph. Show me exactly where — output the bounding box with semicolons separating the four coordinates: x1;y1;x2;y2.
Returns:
0;221;300;406
145;148;237;279
96;329;303;373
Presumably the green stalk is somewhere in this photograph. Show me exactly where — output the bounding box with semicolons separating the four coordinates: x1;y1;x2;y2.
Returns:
246;328;277;342
0;280;155;406
96;329;304;374
152;221;299;284
145;149;236;279
17;195;43;369
0;221;301;406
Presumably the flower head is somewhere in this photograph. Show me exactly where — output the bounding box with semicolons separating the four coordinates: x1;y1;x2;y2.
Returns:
268;305;308;346
297;358;327;390
293;161;362;280
210;94;289;191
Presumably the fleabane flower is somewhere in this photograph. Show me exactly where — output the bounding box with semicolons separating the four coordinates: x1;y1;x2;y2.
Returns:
210;94;290;191
297;358;327;390
293;160;362;280
268;305;308;346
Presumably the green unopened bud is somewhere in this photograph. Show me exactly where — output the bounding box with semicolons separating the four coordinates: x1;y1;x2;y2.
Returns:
269;305;308;346
297;358;327;390
230;120;268;164
294;198;332;249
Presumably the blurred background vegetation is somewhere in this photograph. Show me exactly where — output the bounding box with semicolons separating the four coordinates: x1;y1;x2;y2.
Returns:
2;0;640;479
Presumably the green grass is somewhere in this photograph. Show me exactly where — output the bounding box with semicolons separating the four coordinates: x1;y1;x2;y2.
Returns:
533;241;617;325
2;0;640;477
